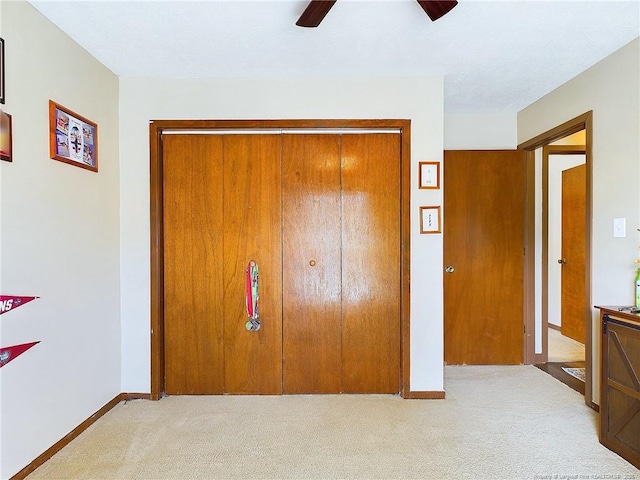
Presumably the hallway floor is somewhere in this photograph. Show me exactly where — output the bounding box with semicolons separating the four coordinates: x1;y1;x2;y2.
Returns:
536;327;586;395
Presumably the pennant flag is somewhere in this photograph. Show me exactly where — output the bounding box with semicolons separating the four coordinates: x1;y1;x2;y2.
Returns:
0;341;40;368
0;296;39;315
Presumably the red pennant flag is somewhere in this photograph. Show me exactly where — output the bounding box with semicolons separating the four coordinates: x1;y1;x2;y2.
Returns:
0;341;40;368
0;296;39;315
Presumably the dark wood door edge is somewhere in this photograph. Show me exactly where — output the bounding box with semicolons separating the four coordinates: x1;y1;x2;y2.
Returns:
407;391;446;399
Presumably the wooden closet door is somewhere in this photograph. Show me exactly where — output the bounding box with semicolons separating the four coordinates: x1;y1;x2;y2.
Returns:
341;134;401;393
223;134;283;394
282;134;342;394
163;135;224;394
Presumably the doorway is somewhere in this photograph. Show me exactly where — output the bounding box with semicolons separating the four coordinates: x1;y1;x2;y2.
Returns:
520;112;594;408
149;120;412;399
536;139;587;395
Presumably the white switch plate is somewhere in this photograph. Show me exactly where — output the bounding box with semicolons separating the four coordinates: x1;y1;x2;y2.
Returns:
613;217;626;238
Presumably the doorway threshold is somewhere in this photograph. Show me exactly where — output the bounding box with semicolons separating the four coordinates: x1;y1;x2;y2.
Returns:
535;361;585;395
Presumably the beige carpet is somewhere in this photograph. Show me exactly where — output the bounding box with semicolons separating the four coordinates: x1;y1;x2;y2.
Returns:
548;328;585;363
26;366;638;479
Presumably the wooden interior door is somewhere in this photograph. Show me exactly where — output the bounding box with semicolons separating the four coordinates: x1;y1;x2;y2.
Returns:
282;134;343;393
444;150;525;365
560;164;586;343
163;135;225;394
341;134;401;393
222;134;283;394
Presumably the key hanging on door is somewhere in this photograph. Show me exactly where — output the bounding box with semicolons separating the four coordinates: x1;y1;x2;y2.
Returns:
245;260;260;332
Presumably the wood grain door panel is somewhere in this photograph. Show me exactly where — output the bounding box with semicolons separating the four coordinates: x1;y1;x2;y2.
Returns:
282;134;343;394
444;150;525;365
163;131;403;395
163;135;225;394
561;164;586;343
222;135;283;394
341;134;401;393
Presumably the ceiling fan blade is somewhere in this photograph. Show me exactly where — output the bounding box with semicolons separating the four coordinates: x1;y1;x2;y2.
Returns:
296;0;337;27
416;0;458;21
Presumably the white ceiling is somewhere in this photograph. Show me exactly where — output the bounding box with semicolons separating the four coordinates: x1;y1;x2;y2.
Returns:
28;0;640;113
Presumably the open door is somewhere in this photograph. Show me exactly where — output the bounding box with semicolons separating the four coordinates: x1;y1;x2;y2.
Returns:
560;164;587;343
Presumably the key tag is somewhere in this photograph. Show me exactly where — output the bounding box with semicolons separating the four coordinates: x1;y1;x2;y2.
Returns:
245;317;261;332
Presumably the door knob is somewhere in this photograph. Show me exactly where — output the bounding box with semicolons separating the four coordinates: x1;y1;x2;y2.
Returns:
557;258;567;265
445;266;455;273
309;260;316;266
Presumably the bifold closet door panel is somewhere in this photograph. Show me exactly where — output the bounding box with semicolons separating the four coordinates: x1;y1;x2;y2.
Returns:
163;135;225;395
223;135;283;394
282;134;342;394
341;134;401;393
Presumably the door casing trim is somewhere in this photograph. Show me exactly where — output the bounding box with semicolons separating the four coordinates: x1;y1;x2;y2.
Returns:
149;119;412;399
541;144;586;363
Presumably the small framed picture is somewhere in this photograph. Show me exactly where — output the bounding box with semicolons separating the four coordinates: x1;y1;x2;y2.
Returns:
0;110;11;162
0;37;4;105
49;100;98;172
420;206;441;234
419;161;440;189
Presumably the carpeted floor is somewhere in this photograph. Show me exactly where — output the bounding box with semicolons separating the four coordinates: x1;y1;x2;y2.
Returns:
537;328;586;395
26;366;639;480
548;328;585;363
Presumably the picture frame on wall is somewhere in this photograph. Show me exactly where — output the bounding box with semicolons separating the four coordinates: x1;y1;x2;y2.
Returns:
418;161;440;189
419;206;441;234
0;110;12;162
0;37;5;104
49;100;98;172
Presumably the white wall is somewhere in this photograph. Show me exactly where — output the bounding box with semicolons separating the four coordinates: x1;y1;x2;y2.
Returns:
518;38;640;401
0;2;120;478
119;76;445;394
444;113;517;150
549;131;586;147
534;148;543;352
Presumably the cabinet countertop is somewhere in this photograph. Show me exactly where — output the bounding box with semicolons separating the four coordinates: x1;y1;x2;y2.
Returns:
595;305;640;327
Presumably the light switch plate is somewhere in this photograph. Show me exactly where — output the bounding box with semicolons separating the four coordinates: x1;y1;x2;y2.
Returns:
613;217;626;238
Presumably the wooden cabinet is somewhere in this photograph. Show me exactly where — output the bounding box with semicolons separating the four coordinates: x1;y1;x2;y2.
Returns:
597;306;640;469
